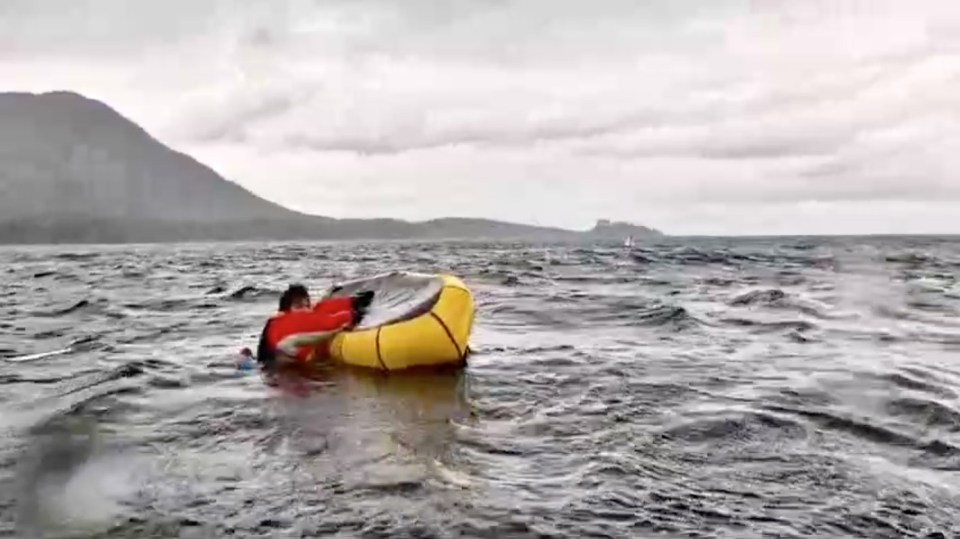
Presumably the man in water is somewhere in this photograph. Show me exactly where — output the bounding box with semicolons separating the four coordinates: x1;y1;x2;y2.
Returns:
254;284;374;370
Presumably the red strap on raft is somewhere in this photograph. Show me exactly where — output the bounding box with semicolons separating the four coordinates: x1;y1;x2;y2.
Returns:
266;297;356;362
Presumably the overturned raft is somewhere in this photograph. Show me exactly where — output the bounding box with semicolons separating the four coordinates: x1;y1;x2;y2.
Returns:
320;272;475;371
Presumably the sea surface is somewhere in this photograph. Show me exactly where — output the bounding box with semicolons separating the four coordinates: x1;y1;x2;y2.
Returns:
1;236;960;538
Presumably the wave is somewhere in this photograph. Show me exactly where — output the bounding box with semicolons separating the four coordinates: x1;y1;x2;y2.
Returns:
762;404;960;459
226;285;275;300
720;317;818;333
886;397;960;431
730;288;787;306
51;252;101;262
631;304;698;328
43;299;94;317
877;371;958;399
659;411;807;445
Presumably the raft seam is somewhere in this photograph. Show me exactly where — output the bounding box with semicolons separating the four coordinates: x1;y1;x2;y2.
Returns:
375;326;388;370
441;284;474;327
430;312;463;360
437;285;472;363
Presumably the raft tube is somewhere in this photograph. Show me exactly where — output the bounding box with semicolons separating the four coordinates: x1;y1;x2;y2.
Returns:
320;271;475;371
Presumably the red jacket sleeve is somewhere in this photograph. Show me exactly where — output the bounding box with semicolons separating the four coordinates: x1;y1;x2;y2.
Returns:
325;309;353;329
311;297;355;317
266;304;355;352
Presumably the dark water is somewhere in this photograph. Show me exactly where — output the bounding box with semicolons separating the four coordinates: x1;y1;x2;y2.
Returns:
2;237;960;538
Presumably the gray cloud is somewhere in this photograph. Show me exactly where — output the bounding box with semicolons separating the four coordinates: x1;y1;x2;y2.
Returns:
0;0;224;58
3;0;960;234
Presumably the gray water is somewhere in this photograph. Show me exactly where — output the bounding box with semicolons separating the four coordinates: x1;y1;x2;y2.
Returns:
1;237;960;538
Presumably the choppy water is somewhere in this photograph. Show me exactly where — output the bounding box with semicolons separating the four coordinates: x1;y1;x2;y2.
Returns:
2;236;960;538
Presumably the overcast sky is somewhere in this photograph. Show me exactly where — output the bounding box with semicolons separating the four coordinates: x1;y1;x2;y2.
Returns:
3;0;960;235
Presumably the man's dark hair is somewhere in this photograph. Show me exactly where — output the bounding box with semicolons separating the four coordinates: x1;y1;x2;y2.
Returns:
278;284;309;312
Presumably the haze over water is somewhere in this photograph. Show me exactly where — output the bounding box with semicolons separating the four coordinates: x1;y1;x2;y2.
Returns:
2;236;960;538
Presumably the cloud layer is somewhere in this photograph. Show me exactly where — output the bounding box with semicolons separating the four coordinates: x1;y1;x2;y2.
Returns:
3;0;960;234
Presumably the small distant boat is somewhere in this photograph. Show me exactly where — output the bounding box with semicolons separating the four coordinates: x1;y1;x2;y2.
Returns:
623;235;634;248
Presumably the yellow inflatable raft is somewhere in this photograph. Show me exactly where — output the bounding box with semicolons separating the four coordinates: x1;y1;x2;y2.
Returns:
320;271;475;371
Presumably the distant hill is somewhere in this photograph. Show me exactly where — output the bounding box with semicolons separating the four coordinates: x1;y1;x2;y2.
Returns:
584;219;661;239
0;91;663;244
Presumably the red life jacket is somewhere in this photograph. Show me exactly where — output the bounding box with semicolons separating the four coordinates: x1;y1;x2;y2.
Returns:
265;297;355;362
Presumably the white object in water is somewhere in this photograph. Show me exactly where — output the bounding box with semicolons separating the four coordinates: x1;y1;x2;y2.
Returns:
4;348;71;363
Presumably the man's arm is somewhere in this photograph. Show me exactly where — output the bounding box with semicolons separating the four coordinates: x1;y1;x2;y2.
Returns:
275;322;350;357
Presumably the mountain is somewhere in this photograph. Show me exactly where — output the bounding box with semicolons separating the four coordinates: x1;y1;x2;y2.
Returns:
584;219;661;239
0;91;663;244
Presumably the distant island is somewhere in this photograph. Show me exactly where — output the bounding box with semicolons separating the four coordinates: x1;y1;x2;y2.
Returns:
0;91;663;244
